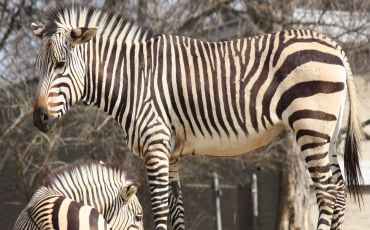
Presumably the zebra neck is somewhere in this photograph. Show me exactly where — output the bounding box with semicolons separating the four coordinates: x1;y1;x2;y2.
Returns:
82;39;149;132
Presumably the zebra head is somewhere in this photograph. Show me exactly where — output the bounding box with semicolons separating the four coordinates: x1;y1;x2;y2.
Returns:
31;22;96;133
121;182;145;229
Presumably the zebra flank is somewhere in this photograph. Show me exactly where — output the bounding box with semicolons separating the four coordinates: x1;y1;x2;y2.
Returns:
14;161;143;230
31;4;363;230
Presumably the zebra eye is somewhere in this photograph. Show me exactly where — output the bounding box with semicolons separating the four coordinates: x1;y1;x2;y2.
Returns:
55;61;65;69
135;213;143;222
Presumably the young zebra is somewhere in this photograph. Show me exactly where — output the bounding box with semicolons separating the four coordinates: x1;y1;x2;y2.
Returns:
31;5;363;230
14;160;143;230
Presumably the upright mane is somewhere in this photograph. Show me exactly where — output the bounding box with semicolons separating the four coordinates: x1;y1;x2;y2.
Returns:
44;159;138;189
43;4;153;43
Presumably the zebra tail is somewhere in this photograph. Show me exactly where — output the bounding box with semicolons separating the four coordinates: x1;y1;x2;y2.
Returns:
343;55;364;204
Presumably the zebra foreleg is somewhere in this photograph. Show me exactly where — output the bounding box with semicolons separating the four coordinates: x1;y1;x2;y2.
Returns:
145;149;170;230
169;157;185;230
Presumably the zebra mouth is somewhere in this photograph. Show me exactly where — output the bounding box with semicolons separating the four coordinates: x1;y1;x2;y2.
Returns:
34;117;57;133
33;107;57;133
46;118;57;133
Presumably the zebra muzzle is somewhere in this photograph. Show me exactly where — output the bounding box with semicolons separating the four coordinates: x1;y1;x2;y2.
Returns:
33;107;56;133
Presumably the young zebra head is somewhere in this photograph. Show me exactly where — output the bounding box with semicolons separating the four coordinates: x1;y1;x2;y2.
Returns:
31;19;97;132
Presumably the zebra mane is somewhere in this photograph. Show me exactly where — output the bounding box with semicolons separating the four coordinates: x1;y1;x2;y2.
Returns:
44;159;138;189
43;4;153;43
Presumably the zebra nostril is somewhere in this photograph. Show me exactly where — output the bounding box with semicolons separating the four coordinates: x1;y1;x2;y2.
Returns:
39;108;49;124
42;114;48;123
33;107;50;132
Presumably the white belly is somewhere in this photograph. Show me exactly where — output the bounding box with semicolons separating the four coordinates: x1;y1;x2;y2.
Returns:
173;124;284;157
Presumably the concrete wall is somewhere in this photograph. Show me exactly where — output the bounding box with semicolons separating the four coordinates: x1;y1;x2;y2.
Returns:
181;167;282;230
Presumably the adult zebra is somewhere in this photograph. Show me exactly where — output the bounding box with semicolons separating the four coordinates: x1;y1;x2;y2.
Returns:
14;160;143;230
31;5;363;230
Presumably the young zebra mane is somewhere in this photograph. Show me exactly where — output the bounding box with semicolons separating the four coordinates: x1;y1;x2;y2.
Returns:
43;3;153;43
44;159;138;188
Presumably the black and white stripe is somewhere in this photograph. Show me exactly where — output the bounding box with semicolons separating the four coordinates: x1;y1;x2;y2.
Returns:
14;187;110;230
14;161;143;230
31;5;363;230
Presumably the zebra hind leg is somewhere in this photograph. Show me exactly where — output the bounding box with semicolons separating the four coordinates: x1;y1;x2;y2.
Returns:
295;127;336;230
169;157;185;230
330;159;347;230
329;109;347;230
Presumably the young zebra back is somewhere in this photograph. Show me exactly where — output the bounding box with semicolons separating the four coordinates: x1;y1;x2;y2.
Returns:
14;160;143;230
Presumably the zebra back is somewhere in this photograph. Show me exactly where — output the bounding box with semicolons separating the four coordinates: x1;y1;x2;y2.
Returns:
14;186;111;230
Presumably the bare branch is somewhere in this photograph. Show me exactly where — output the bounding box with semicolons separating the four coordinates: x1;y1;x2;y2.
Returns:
0;0;26;50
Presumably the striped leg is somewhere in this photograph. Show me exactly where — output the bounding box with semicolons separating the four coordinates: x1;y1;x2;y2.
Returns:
295;127;336;229
330;155;347;230
329;108;346;230
145;149;170;230
169;157;185;230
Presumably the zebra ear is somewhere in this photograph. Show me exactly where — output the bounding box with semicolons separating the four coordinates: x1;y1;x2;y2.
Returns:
123;183;138;201
67;27;97;45
31;23;45;39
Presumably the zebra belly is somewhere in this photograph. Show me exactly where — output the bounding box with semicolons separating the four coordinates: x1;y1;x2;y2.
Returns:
174;124;284;157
